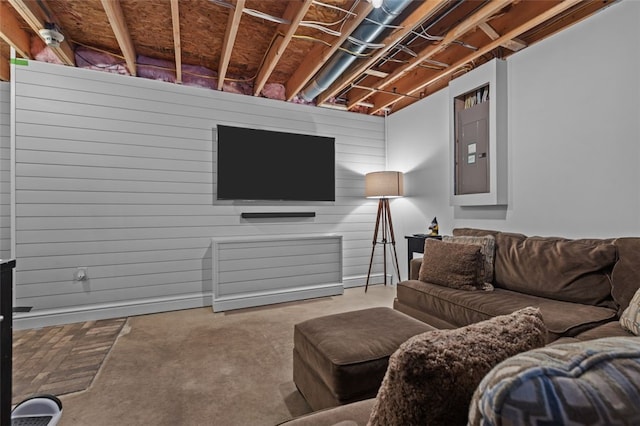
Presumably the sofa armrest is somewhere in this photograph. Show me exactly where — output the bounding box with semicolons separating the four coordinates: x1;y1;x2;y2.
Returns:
410;258;423;281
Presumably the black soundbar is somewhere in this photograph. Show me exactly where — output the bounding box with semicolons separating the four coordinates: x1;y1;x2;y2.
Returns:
241;212;316;219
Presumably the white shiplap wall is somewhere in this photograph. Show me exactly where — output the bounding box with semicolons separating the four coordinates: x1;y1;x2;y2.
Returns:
12;61;388;328
0;83;10;261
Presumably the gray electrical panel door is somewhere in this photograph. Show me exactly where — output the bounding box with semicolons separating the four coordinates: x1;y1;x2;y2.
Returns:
455;101;489;195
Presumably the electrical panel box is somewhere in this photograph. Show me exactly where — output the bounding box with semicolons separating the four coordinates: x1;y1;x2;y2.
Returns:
449;59;508;206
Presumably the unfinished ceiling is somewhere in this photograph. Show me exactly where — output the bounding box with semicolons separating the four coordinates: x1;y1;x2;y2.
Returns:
0;0;615;115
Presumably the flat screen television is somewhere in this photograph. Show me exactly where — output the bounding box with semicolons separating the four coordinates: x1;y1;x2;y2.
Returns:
216;125;335;201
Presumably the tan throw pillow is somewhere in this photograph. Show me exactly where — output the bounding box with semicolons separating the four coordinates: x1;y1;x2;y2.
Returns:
443;235;495;288
620;288;640;335
368;307;547;426
418;238;484;290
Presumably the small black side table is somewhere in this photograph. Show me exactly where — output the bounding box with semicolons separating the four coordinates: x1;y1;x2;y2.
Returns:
404;235;443;273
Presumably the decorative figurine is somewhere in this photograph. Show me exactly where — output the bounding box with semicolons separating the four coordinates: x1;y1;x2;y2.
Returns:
428;217;439;236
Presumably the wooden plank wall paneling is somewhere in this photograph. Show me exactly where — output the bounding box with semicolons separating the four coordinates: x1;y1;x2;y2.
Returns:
0;83;10;261
12;61;388;319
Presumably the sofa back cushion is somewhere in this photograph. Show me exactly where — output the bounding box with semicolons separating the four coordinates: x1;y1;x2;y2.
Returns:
453;228;617;308
495;233;616;307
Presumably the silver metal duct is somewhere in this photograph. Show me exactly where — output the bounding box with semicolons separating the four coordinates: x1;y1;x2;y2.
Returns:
299;0;414;102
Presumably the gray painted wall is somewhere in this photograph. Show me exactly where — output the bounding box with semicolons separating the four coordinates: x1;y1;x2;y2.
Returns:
387;0;640;276
0;83;10;261
12;62;388;327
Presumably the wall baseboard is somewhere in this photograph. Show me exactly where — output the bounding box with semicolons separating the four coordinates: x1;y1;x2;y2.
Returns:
13;274;393;330
343;273;394;288
13;293;211;330
212;283;343;312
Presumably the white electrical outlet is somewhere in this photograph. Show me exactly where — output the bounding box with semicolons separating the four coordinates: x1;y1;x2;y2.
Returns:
74;267;88;281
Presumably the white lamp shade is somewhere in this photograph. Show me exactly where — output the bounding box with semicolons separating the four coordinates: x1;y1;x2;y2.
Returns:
365;171;404;198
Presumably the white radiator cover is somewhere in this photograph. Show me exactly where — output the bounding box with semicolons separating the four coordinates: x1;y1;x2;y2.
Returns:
211;234;343;311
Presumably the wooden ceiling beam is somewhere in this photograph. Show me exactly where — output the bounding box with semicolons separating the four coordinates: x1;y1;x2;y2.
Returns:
346;0;514;110
478;22;526;52
170;0;182;83
7;0;74;65
0;1;31;59
369;0;583;115
253;0;313;97
100;0;137;76
316;0;445;106
285;0;372;101
0;54;9;81
218;0;245;90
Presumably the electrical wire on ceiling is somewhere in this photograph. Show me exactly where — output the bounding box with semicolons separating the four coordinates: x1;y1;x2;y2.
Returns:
410;30;444;42
300;23;342;37
242;8;289;24
348;37;385;49
291;35;377;58
311;0;358;17
207;0;234;9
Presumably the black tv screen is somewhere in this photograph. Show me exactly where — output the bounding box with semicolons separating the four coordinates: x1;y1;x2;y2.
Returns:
216;125;335;201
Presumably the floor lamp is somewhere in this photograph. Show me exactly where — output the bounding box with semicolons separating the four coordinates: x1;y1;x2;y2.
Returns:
364;171;403;292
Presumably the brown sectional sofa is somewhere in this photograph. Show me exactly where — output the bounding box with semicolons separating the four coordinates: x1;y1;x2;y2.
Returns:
395;228;639;343
281;228;640;425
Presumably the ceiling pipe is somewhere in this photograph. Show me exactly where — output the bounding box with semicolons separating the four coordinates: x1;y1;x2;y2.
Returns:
299;0;414;102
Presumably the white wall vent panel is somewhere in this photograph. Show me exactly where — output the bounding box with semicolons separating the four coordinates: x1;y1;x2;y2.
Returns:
211;234;343;311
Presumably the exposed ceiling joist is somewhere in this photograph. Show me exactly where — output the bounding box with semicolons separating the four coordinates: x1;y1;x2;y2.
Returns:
346;0;514;110
218;0;245;90
253;0;313;96
0;55;9;81
170;0;182;83
317;0;446;106
100;0;137;76
0;1;31;59
285;1;372;101
369;0;584;115
7;0;74;65
478;22;527;52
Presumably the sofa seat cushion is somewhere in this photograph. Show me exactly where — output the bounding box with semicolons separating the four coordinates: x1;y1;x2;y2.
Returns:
573;319;635;341
277;398;375;426
293;307;434;408
469;336;640;426
397;280;617;340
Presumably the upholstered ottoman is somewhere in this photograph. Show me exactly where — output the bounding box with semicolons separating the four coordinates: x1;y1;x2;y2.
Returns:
293;307;435;411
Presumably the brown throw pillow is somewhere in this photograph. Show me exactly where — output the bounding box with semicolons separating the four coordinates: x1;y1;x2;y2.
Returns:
368;307;547;426
443;235;495;287
418;238;483;290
